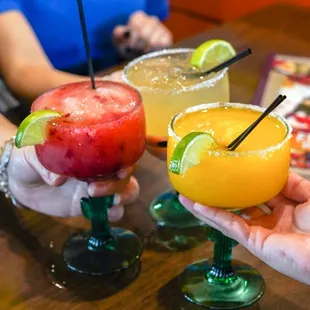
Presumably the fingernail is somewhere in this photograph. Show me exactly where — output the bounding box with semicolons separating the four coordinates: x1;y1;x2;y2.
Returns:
113;194;121;205
88;184;96;196
48;172;59;183
118;169;128;179
257;204;272;215
123;30;130;39
241;213;252;220
157;141;167;147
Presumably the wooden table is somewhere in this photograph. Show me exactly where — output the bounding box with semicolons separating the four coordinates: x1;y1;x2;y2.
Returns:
1;3;310;309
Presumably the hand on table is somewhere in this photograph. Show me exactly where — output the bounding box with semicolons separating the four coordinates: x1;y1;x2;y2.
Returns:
179;172;310;285
113;11;172;59
7;146;139;219
102;70;123;83
146;135;167;161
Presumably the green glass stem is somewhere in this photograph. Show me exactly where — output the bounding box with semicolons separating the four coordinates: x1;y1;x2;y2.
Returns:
81;195;114;252
179;224;264;308
207;228;236;284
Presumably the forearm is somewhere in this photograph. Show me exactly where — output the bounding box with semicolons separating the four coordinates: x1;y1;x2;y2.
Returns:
5;66;86;101
0;114;17;145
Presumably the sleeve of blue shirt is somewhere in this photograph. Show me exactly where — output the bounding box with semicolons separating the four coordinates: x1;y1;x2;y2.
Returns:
145;0;170;21
0;1;20;13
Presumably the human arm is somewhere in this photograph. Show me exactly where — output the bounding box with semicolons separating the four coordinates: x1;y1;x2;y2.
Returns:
0;11;88;101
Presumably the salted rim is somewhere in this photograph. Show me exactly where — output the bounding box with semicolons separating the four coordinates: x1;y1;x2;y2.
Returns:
31;81;143;129
122;48;228;94
168;102;292;157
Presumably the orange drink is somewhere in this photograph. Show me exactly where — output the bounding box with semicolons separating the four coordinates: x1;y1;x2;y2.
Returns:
168;102;291;308
168;103;292;209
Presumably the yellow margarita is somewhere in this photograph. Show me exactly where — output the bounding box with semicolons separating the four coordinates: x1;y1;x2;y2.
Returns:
123;48;229;137
168;103;292;208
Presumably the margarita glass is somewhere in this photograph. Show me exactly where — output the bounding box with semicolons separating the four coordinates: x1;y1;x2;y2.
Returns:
32;81;146;275
123;48;229;228
168;103;291;308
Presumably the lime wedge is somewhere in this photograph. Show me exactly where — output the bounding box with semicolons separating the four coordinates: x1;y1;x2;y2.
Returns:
169;132;218;175
191;39;237;68
15;110;61;148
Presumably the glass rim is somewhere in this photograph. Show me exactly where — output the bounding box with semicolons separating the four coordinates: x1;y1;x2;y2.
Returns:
32;81;143;128
122;48;228;94
168;102;292;157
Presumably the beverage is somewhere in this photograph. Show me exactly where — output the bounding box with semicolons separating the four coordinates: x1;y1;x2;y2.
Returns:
124;48;229;137
16;81;146;276
32;81;145;179
168;103;291;208
123;48;229;230
167;102;291;309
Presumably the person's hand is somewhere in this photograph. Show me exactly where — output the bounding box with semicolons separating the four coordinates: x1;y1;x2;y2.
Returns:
102;70;123;83
179;172;310;285
113;11;172;59
146;135;167;161
7;146;139;219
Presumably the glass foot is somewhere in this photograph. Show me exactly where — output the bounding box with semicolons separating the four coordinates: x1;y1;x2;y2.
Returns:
63;227;143;276
48;256;141;300
180;259;264;309
149;190;203;228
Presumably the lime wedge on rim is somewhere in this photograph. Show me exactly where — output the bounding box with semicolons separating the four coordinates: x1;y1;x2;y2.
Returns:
191;39;237;68
169;132;218;175
15;110;61;148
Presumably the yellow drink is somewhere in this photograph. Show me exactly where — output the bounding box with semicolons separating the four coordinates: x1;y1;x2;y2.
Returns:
123;48;229;137
168;103;292;208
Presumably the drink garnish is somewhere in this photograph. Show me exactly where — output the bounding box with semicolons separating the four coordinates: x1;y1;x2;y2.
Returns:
169;132;218;175
15;110;61;148
190;39;237;68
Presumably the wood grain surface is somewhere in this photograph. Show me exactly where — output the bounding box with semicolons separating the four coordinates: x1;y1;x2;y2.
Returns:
1;3;310;310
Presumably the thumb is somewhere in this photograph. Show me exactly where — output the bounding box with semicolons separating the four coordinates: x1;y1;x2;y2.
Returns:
113;25;130;44
24;147;67;187
294;201;310;233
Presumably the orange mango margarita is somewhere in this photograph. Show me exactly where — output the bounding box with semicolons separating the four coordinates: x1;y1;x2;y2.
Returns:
168;103;292;208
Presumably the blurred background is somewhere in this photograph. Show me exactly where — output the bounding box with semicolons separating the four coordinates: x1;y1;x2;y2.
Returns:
164;0;310;42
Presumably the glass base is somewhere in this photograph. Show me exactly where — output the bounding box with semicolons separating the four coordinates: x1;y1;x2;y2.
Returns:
62;227;143;276
48;257;141;300
180;259;264;309
149;190;203;228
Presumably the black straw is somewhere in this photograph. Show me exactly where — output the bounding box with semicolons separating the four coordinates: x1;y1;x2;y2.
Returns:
227;94;287;151
77;0;96;89
156;49;253;148
201;48;252;76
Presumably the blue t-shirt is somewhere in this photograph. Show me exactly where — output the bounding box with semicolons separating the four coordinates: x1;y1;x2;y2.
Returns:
0;0;169;73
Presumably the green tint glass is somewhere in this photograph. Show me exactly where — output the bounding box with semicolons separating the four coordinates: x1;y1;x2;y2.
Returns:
62;195;143;275
149;190;203;228
180;228;264;309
